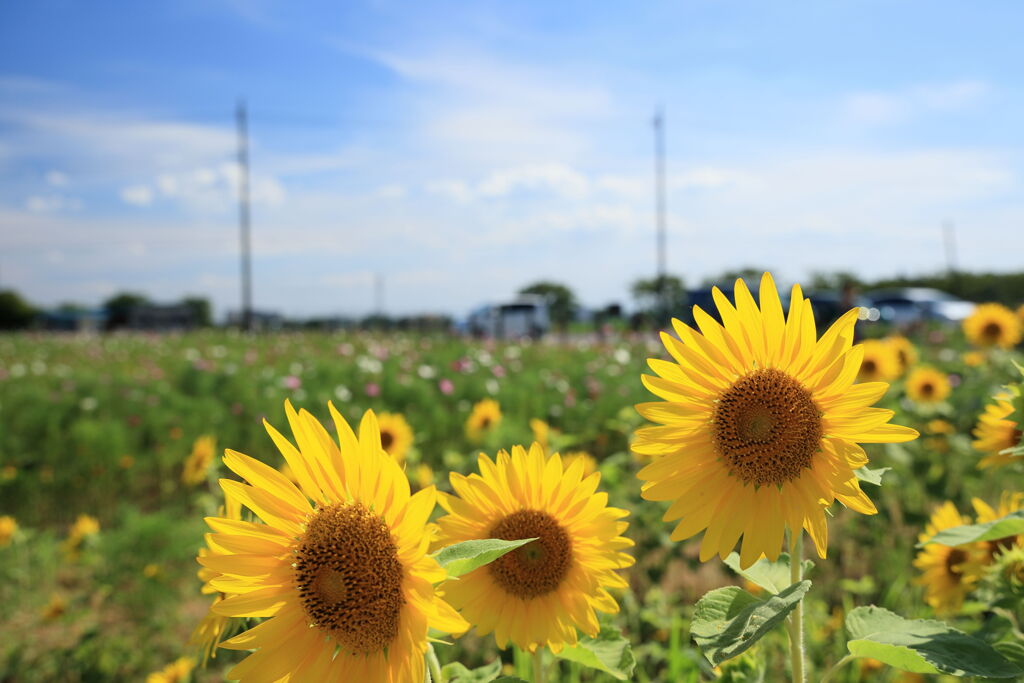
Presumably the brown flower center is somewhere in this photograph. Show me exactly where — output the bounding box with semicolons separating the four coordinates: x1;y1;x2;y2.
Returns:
488;510;572;599
920;382;935;398
862;359;878;376
982;321;1003;343
713;368;823;487
380;429;394;452
945;548;968;577
293;503;404;655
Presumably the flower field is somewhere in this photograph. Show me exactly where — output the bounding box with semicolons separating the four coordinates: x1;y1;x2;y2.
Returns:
1;291;1023;682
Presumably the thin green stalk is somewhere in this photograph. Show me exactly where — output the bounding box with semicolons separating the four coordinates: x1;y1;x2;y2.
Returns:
819;653;856;683
532;647;546;683
788;531;806;683
426;644;444;683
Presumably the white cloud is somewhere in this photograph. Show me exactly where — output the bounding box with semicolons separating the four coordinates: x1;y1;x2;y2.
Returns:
375;184;407;199
478;163;589;199
842;80;989;125
426;179;473;203
120;185;154;206
25;194;78;212
45;170;68;187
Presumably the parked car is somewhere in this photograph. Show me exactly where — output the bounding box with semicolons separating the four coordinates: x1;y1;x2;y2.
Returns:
466;296;551;339
862;288;976;325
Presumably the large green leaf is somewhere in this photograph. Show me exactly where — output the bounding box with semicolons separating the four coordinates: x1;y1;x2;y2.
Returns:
919;510;1024;547
553;624;636;680
690;581;811;666
440;659;502;682
723;552;814;594
845;606;1023;678
433;538;537;578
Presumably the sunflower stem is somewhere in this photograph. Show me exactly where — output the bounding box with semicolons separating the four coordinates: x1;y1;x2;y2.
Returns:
819;654;856;683
532;647;546;683
426;644;444;683
788;531;806;683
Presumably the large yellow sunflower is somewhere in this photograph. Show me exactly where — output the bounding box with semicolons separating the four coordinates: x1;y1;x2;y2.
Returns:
633;273;918;568
963;303;1022;349
912;502;984;614
200;401;467;682
434;443;634;653
905;366;951;404
973;399;1022;469
857;339;900;382
973;493;1024;562
190;494;242;662
377;412;414;462
466;398;502;441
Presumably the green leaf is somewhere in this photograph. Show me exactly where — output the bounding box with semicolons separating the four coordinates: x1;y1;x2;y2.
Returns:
690;581;811;666
440;659;502;682
919;510;1024;547
723;552;814;594
553;624;636;680
845;606;1023;678
433;538;537;578
853;466;890;486
492;678;527;683
994;641;1024;668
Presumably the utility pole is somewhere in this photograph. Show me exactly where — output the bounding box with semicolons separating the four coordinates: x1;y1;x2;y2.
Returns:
236;100;253;331
653;106;667;319
943;221;957;275
374;273;384;316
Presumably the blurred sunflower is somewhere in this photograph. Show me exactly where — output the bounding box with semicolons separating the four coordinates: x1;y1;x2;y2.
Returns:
973;399;1022;469
634;273;918;568
377;412;413;462
563;450;598;477
886;335;918;374
0;515;16;547
182;435;217;485
857;339;900;382
200;401;467;682
905;367;951;404
466;398;502;441
145;657;194;683
435;444;634;653
972;493;1024;562
530;418;551;453
1018;303;1024;325
913;501;985;614
963;303;1022;349
64;514;100;556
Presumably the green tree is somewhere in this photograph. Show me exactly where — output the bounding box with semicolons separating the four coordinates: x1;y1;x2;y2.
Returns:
518;281;578;329
0;289;37;330
103;292;149;330
181;297;212;327
631;274;686;316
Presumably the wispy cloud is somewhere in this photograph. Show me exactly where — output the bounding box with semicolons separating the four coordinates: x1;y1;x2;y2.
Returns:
841;80;990;126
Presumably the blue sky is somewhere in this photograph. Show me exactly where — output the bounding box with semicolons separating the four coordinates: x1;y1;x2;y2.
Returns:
2;1;1023;318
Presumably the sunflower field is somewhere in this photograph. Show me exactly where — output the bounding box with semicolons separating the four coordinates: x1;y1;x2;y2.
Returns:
2;278;1024;682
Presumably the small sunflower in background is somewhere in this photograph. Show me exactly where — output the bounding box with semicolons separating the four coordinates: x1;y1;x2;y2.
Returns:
182;435;216;485
972;493;1024;563
913;501;984;614
64;514;100;556
466;398;502;441
905;366;951;404
435;443;634;653
377;412;413;462
145;657;194;683
563;450;598;477
963;303;1022;349
886;335;918;374
530;418;551;453
0;515;17;547
858;339;901;382
973;399;1022;469
633;273;917;568
963;350;987;367
200;401;467;682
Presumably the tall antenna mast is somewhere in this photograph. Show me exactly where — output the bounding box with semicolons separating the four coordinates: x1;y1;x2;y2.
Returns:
653;106;667;317
943;221;957;275
236;99;253;331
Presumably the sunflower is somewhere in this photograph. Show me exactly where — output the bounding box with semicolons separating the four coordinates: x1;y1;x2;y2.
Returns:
145;657;194;683
913;502;984;614
563;450;598;477
466;398;502;441
886;336;918;374
0;516;16;547
201;401;468;682
857;339;900;382
435;443;634;653
377;412;414;462
905;367;951;404
963;303;1022;349
530;418;551;453
633;273;918;568
183;435;217;485
973;399;1022;469
972;493;1024;562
